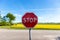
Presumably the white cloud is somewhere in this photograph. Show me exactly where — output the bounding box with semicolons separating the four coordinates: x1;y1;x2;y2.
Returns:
36;7;60;23
13;14;22;23
38;16;43;23
14;14;22;17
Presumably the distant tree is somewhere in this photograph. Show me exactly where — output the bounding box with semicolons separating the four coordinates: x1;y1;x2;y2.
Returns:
0;16;6;26
6;13;15;26
2;16;6;21
1;16;7;26
0;14;2;22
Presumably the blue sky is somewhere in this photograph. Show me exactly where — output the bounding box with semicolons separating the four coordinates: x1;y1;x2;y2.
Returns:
0;0;60;23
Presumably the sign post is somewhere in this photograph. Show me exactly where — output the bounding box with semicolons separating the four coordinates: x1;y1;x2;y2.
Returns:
29;28;31;40
22;12;38;40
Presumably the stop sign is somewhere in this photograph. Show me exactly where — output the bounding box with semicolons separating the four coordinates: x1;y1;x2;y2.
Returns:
22;12;38;29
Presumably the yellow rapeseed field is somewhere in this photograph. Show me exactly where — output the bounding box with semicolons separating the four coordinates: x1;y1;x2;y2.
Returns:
35;24;60;29
12;24;60;29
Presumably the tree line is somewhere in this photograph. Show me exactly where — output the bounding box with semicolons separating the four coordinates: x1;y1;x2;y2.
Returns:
0;13;15;26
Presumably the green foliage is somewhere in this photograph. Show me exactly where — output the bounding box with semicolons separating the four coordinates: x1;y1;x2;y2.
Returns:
0;13;16;26
6;13;15;25
0;22;10;26
6;13;15;20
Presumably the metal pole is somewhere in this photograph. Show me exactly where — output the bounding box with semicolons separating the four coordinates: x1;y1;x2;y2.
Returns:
29;28;31;40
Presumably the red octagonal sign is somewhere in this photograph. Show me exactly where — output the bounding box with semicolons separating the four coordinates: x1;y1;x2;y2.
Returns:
22;12;38;29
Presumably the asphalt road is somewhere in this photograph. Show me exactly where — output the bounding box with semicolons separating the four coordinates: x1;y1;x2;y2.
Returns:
0;29;60;40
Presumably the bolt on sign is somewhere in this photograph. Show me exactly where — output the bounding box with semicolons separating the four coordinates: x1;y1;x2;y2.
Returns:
22;12;38;29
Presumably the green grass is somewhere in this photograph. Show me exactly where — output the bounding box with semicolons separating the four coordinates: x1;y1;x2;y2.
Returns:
0;26;10;29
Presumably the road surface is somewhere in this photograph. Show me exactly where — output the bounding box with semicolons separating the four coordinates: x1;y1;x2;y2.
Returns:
0;29;60;40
